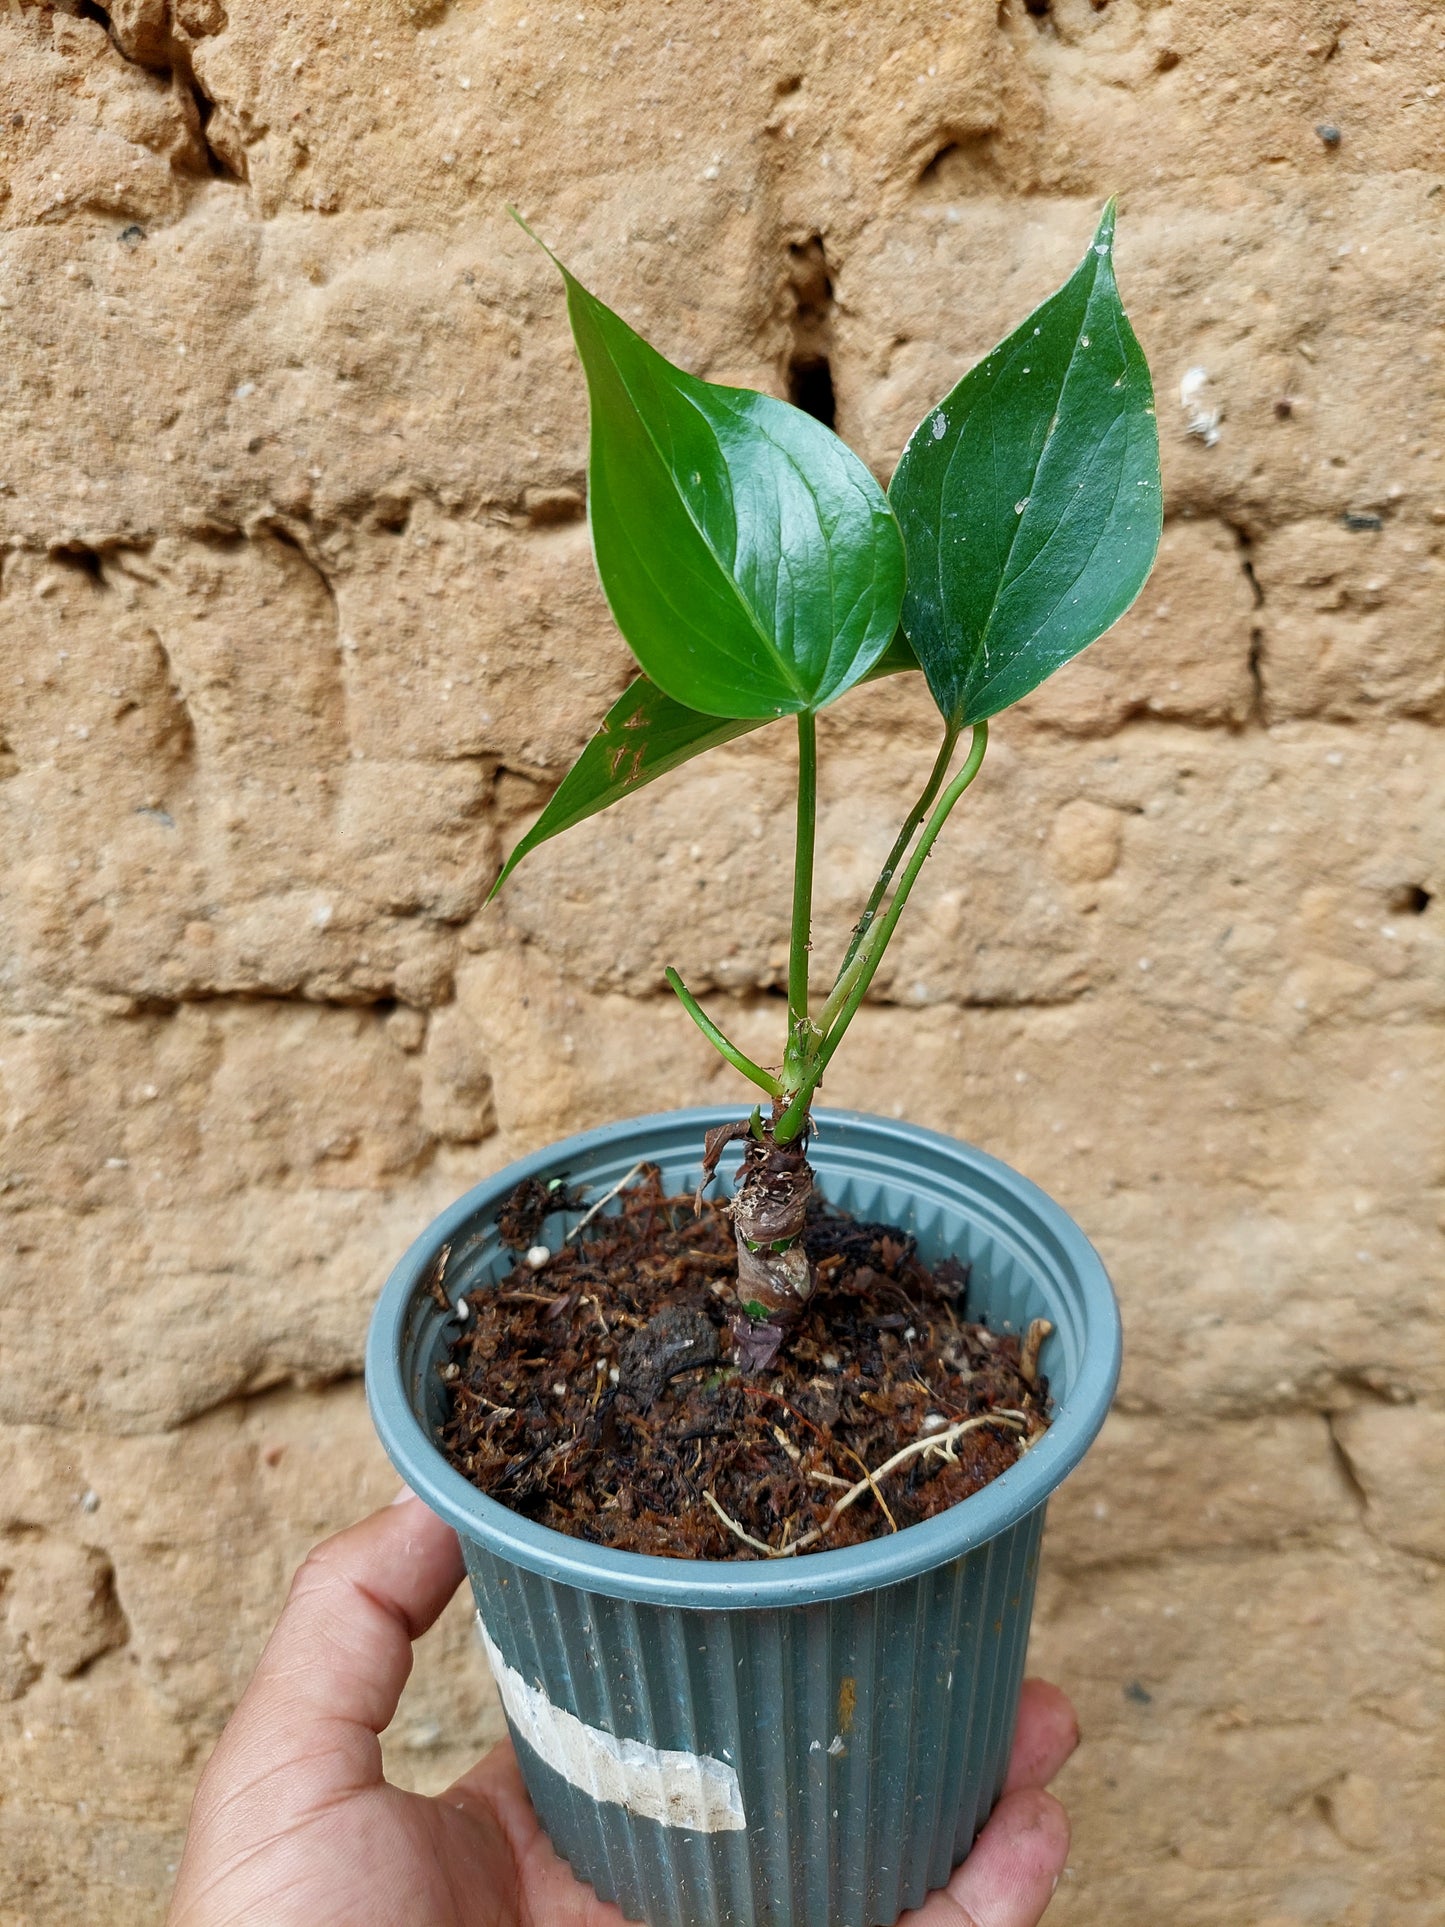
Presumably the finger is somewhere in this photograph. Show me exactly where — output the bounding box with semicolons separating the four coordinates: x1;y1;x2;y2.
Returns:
221;1494;465;1765
907;1787;1070;1927
1003;1679;1079;1793
446;1734;535;1832
447;1740;637;1927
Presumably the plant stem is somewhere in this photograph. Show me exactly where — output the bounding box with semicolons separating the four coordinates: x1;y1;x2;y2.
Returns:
774;720;989;1141
784;709;818;1073
814;936;869;1043
833;723;959;992
664;967;781;1098
819;720;988;1048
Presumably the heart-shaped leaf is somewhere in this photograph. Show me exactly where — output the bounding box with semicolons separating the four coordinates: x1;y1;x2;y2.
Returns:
889;202;1161;728
488;631;923;899
529;223;906;721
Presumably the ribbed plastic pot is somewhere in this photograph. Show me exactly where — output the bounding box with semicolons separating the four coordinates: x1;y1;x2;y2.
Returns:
367;1107;1120;1927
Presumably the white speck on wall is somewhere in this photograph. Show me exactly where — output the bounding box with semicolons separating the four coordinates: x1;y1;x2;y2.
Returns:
1179;366;1222;446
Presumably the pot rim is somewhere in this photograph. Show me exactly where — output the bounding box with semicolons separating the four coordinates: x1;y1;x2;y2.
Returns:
366;1105;1121;1609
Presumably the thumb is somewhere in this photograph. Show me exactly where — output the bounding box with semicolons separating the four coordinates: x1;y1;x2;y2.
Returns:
196;1493;465;1808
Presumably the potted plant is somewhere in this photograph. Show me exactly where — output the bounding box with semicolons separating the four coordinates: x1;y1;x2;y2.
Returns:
367;201;1160;1927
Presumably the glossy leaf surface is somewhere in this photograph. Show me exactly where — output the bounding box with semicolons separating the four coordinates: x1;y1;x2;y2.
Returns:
488;633;923;899
549;243;906;720
889;202;1161;727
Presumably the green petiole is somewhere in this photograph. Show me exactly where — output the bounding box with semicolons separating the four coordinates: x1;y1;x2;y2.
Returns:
664;967;782;1098
832;723;960;993
774;721;989;1142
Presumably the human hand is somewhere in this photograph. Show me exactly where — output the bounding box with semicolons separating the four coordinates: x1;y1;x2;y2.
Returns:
168;1494;1077;1927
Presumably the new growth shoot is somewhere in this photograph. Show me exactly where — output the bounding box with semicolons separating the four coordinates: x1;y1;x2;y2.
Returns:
491;202;1162;1349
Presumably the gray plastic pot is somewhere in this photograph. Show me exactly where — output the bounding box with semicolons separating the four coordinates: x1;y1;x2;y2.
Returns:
366;1106;1120;1927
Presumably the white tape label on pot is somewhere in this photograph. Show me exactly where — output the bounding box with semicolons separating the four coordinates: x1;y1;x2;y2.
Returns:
477;1616;746;1833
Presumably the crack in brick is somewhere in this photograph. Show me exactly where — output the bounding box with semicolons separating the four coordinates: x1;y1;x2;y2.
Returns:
784;234;837;429
1324;1409;1371;1518
73;0;244;184
1223;518;1267;726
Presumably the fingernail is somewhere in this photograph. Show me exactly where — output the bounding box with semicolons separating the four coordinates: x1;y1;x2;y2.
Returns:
390;1483;418;1506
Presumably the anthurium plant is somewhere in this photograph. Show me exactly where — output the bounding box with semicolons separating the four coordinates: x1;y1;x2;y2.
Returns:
494;203;1161;1365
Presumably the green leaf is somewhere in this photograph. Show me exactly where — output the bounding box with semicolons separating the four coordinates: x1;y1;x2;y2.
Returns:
487;676;756;900
867;625;922;680
526;220;906;720
889;201;1162;728
488;633;923;900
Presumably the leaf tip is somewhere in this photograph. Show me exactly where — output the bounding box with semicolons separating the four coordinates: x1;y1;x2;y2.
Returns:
486;842;527;903
508;204;563;273
1094;198;1118;253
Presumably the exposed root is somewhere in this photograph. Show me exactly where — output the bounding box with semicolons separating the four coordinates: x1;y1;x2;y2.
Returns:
565;1161;648;1243
838;1440;899;1534
704;1489;779;1557
706;1410;1031;1559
